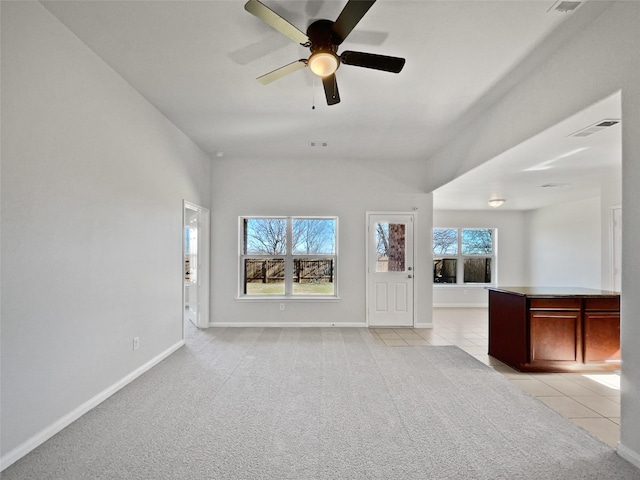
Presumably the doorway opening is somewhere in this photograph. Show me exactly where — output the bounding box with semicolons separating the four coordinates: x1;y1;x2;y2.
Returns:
183;201;210;336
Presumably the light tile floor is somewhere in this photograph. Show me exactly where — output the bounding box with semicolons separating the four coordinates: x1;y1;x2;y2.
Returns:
369;307;621;448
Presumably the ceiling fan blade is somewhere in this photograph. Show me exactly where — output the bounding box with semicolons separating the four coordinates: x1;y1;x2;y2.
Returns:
332;0;376;45
257;59;307;85
244;0;310;45
340;50;405;73
322;74;341;105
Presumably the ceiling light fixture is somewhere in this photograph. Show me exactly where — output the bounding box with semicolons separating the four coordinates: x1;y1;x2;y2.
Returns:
308;51;339;77
488;198;506;208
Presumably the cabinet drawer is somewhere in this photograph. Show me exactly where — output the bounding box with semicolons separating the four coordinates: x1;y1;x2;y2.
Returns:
584;297;619;311
529;298;581;310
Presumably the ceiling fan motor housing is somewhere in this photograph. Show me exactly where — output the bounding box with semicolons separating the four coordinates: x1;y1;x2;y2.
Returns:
307;19;340;54
306;19;341;76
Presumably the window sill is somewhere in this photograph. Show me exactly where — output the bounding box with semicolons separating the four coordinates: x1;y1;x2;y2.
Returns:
236;296;341;302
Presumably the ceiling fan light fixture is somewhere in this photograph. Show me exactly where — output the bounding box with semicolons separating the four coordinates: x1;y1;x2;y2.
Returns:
308;51;339;77
488;198;506;208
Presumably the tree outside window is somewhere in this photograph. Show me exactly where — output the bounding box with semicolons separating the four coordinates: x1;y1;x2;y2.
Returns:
433;228;495;284
376;222;406;272
241;217;337;297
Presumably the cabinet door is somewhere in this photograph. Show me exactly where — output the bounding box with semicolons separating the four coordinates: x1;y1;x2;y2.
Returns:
530;312;580;362
584;312;620;363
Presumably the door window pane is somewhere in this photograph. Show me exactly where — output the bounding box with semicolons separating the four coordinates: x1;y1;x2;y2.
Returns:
433;228;458;255
376;223;406;272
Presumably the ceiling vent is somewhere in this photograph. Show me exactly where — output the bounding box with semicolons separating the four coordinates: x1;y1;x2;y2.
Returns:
548;1;582;13
568;119;620;138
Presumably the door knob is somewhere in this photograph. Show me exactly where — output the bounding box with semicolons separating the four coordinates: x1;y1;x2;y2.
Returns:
408;274;413;278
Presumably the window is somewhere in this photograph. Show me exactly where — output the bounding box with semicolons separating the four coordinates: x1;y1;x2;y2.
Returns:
433;228;495;285
240;217;337;297
375;222;406;272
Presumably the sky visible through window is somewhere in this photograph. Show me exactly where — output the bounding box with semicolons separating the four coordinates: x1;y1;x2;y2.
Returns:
245;218;335;255
433;228;493;255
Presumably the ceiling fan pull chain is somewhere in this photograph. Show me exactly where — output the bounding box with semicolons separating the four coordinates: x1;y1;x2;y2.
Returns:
312;75;316;110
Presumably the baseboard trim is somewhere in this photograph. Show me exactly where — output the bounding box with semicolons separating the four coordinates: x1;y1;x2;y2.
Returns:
208;322;367;328
617;443;640;470
208;322;434;329
0;340;184;472
433;303;488;308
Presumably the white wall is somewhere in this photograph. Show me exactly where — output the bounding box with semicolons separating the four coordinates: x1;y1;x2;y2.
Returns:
0;2;211;465
422;2;640;465
432;210;527;306
210;157;433;327
525;196;601;288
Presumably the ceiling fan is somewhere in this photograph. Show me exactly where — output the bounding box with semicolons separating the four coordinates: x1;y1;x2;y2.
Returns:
244;0;406;106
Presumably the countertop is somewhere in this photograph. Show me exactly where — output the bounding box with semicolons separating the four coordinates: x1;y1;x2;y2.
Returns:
486;286;619;297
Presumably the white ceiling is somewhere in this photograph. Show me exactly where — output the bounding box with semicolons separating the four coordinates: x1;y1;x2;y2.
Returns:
40;0;620;210
433;92;621;211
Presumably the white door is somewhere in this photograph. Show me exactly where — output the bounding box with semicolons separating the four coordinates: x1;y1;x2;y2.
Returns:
367;213;414;327
183;201;210;332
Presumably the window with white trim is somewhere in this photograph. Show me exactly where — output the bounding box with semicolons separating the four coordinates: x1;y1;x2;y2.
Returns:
240;217;337;297
433;228;495;285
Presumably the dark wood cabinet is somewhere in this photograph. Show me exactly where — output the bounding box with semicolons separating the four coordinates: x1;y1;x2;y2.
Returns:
583;311;621;364
487;287;620;372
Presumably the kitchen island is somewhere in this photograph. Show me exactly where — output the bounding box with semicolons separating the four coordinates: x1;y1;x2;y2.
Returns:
487;286;620;372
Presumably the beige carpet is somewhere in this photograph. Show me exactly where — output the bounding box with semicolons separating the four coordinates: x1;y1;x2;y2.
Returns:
3;326;639;479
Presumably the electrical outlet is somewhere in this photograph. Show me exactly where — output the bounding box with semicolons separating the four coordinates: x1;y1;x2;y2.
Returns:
133;337;140;350
280;303;285;311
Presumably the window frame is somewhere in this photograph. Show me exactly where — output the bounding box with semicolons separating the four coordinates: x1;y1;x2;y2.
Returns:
239;216;339;300
432;227;496;286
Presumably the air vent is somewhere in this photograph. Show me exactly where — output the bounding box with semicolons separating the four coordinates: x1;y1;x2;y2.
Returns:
548;1;582;13
568;119;620;138
539;183;570;188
